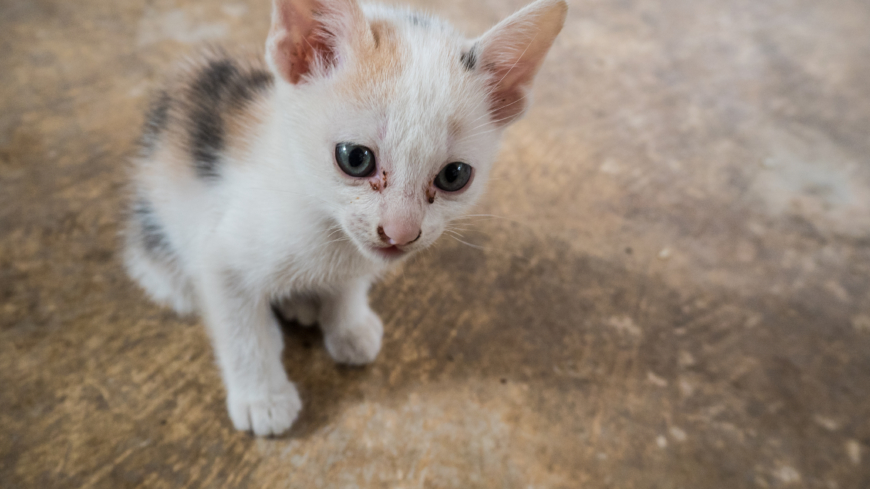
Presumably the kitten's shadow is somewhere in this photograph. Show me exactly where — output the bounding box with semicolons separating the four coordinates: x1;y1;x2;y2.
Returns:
272;308;371;439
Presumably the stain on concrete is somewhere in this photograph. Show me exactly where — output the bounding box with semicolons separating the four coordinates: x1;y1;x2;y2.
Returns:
2;0;870;488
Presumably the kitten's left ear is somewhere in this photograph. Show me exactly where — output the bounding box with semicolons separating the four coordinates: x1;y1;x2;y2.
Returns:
473;0;567;126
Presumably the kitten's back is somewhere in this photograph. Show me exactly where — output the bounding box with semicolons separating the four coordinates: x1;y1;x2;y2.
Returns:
138;48;275;182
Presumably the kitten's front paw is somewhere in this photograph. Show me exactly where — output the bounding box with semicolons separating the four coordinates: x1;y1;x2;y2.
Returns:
324;310;383;366
227;381;302;436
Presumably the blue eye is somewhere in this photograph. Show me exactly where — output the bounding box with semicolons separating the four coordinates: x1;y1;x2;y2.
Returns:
434;162;472;192
335;143;376;177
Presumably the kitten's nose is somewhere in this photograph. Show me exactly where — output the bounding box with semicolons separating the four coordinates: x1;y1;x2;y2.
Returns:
378;223;421;246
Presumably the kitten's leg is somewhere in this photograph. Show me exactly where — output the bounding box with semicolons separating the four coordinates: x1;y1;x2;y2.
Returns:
123;205;196;314
319;277;383;365
124;242;196;314
275;294;319;326
197;270;301;436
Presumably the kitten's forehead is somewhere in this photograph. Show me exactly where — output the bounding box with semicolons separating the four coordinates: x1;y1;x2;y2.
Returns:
349;10;480;104
343;8;489;178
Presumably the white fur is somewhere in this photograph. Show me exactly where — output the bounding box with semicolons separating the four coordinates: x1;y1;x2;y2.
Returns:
125;0;566;436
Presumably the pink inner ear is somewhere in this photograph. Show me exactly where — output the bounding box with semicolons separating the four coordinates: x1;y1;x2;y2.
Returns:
486;59;537;125
272;0;339;84
475;0;568;126
489;86;526;125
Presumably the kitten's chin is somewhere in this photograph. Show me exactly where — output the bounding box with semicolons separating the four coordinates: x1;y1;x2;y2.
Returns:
353;240;414;264
367;244;415;263
372;245;405;260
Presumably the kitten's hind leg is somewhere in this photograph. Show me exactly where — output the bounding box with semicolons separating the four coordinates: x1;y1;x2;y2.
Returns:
123;203;196;314
124;244;196;314
275;293;319;326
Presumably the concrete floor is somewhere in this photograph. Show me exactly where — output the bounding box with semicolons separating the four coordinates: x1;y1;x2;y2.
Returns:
2;0;870;487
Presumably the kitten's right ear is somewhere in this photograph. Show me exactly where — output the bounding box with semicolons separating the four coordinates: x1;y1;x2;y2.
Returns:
266;0;368;84
474;0;567;126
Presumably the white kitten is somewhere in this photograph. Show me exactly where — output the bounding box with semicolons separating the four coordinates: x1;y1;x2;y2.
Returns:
124;0;566;436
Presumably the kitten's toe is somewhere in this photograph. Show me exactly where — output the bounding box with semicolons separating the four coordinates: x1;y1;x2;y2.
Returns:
227;381;302;436
324;311;383;365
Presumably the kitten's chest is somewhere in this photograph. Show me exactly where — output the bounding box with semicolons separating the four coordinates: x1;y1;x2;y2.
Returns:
268;227;377;291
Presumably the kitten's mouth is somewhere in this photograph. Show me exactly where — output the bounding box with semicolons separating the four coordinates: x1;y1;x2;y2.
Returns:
371;244;406;260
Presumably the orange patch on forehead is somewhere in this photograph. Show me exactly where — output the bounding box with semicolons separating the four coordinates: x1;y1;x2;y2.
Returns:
337;19;405;98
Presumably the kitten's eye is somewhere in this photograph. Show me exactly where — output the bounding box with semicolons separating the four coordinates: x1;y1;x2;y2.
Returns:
335;143;376;178
434;162;472;192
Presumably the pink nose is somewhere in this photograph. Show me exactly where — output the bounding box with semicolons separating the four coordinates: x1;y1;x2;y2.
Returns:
378;223;421;246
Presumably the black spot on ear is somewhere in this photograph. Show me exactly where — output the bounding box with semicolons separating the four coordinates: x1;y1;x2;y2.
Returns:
186;57;273;181
460;44;477;71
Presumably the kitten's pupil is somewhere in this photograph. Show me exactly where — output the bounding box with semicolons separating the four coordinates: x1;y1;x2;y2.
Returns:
444;163;461;182
349;147;369;168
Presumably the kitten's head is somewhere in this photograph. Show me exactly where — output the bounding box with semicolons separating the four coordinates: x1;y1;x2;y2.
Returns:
265;0;566;263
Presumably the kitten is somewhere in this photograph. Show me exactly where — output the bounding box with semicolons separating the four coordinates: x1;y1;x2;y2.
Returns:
124;0;566;436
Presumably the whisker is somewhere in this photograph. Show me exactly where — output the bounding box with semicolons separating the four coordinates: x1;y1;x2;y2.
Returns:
464;91;529;128
463;93;530;135
448;235;487;251
455;115;526;144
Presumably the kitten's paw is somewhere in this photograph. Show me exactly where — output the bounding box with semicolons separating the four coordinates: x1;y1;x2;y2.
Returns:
276;295;319;327
324;310;383;366
227;381;302;437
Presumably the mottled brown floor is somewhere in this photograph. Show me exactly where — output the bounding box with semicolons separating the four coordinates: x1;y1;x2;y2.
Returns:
2;0;870;487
